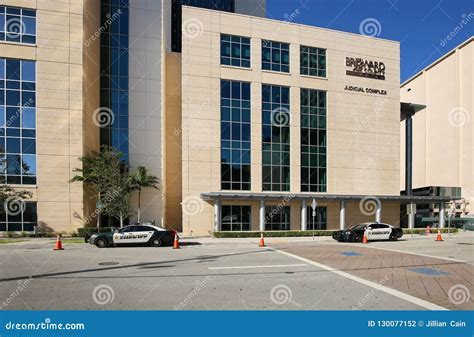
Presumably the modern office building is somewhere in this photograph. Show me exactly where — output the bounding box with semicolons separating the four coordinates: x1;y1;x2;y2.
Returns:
400;37;473;227
0;0;455;235
0;0;266;233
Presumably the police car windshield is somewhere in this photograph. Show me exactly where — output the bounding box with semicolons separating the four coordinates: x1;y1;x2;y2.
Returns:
350;224;367;230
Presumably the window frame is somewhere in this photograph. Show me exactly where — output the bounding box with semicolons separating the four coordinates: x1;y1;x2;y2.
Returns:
300;45;327;78
0;57;37;185
220;34;251;68
220;79;251;191
262;84;291;192
300;88;327;193
261;40;290;73
0;6;37;45
221;205;252;231
265;206;291;231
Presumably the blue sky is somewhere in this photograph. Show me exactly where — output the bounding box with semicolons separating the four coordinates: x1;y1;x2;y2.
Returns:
266;0;474;82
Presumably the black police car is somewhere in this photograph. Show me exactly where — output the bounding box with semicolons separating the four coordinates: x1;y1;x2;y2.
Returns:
332;223;403;242
87;224;177;248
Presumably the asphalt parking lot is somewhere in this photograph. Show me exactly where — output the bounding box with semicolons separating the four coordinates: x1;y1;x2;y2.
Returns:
0;232;472;310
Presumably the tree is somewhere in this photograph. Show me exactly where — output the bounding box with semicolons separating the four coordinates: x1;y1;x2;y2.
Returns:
70;146;134;227
130;166;160;223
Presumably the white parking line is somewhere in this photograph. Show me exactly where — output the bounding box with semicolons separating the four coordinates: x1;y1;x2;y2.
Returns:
208;263;308;270
318;241;468;263
273;248;448;311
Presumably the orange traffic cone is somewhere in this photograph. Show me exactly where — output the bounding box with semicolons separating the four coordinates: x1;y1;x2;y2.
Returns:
425;226;431;235
54;235;64;251
259;233;265;247
173;234;180;249
435;230;444;242
362;229;368;244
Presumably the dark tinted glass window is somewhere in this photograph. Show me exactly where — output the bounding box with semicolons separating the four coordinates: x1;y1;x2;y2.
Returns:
221;80;251;190
221;205;251;231
262;85;290;191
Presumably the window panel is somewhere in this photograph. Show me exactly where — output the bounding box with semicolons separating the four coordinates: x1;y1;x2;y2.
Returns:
220;34;251;68
262;84;290;191
0;6;36;45
221;80;251;190
100;1;129;160
300;45;327;78
300;89;327;192
262;40;290;73
1;57;36;186
221;205;251;232
265;206;291;231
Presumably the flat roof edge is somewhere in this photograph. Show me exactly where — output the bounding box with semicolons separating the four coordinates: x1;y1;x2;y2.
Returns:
182;6;400;45
401;36;473;87
201;192;452;203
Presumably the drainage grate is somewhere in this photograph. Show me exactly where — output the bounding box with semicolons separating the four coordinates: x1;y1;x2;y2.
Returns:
98;262;119;266
408;267;449;276
340;251;363;257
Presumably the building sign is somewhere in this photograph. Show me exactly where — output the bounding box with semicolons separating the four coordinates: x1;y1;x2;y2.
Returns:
344;85;387;96
346;57;386;80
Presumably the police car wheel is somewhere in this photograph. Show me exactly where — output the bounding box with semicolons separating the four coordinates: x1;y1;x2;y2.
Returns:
95;238;107;248
389;232;397;241
352;234;361;242
150;238;163;247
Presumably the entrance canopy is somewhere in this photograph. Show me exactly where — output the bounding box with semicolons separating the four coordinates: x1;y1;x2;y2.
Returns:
201;192;452;204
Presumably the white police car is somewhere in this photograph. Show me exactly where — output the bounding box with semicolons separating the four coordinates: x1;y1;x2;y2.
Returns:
87;224;176;248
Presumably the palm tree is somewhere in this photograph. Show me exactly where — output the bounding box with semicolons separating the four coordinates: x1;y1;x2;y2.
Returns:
131;166;160;223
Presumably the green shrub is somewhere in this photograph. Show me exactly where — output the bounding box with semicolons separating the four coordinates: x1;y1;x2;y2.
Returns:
213;230;337;238
402;228;458;235
214;228;458;238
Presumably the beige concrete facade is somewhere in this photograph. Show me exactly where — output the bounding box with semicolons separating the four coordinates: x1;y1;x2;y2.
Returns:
177;7;401;236
400;37;473;216
0;0;100;233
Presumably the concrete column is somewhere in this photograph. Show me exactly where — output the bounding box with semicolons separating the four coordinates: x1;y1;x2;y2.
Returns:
259;199;265;232
375;202;382;223
301;200;307;231
439;202;446;229
339;201;346;230
214;199;221;232
408;203;415;230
